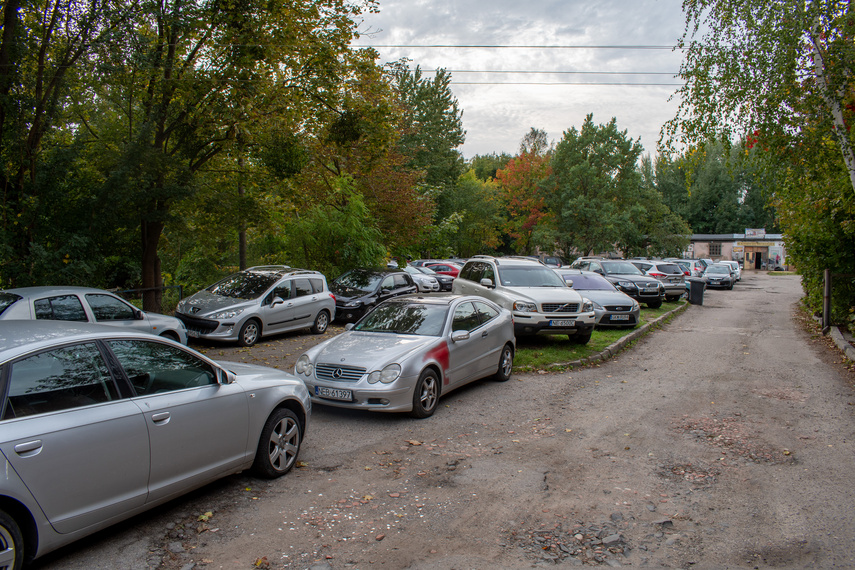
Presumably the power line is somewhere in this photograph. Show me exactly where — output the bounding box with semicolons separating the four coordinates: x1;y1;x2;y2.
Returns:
354;44;678;50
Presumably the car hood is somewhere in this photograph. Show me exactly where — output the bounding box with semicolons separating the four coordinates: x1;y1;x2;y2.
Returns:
220;360;306;388
177;291;255;316
307;331;437;368
575;289;637;306
607;274;661;285
500;286;583;304
331;287;376;303
144;311;185;329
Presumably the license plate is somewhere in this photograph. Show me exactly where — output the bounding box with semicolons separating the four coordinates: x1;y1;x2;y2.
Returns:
610;315;630;321
550;320;575;327
315;386;353;401
186;330;199;338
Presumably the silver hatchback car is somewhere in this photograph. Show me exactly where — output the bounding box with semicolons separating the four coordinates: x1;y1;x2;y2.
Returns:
175;266;336;346
0;286;188;344
0;320;310;568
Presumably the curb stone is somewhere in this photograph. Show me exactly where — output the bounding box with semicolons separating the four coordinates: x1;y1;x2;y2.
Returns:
828;325;855;362
551;301;690;370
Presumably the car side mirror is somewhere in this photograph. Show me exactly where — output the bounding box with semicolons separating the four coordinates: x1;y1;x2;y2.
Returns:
380;289;391;295
479;278;494;288
565;279;573;287
271;296;285;307
134;309;144;320
451;330;470;342
594;269;604;275
219;367;236;385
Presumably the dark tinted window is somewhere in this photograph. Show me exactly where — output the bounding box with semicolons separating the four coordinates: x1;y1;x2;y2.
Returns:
86;294;137;321
5;342;118;419
354;302;447;336
657;263;683;274
266;281;291;305
474;301;499;323
207;271;279;299
0;292;22;317
108;340;216;396
310;278;325;293
34;295;88;322
452;301;481;332
460;263;481;282
564;274;616;290
333;270;383;294
294;279;313;297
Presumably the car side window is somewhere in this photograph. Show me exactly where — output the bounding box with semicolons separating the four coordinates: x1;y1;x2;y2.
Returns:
4;342;118;419
393;274;409;288
380;276;395;290
265;281;292;305
452;301;481;332
293;279;313;297
33;295;88;322
460;263;477;282
481;264;496;284
85;294;137;321
107;340;217;396
309;278;325;293
474;301;499;324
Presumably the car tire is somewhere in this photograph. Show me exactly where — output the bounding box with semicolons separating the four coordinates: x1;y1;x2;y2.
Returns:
410;369;440;418
0;509;23;570
252;408;302;478
570;331;592;344
238;319;261;347
310;310;330;334
646;300;662;309
493;343;514;382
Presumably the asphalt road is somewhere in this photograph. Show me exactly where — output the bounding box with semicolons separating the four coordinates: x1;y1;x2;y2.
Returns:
35;272;855;569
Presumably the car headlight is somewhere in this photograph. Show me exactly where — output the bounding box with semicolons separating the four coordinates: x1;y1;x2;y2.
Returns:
295;355;313;376
367;363;401;384
616;281;637;290
589;300;602;310
212;308;244;320
513;301;537;312
344;300;363;308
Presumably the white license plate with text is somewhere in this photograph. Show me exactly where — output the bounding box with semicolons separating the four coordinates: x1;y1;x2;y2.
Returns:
315;386;353;401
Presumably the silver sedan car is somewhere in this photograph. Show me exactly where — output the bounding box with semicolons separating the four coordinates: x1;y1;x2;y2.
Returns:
0;321;310;568
555;269;641;328
294;295;515;418
0;286;188;344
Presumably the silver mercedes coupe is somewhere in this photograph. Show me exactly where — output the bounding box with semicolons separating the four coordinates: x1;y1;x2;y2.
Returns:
294;294;515;418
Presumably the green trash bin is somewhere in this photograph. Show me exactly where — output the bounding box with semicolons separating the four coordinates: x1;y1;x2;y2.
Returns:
687;277;705;305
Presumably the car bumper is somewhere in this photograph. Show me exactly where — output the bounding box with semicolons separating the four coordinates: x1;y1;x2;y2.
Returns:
596;309;640;327
303;378;415;412
335;306;369;323
513;313;596;336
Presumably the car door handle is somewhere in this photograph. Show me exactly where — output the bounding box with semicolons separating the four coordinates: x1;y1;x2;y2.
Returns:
14;440;43;456
151;412;171;424
481;331;489;337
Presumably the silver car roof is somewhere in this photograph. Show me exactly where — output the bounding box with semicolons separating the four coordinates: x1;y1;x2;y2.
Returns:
0;320;166;362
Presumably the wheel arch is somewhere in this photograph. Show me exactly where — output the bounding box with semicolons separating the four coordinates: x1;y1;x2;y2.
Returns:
0;495;38;564
271;398;307;434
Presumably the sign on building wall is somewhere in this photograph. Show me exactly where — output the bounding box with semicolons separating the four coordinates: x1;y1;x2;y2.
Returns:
745;228;766;238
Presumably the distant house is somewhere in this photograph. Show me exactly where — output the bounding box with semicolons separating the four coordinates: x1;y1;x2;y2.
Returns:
687;233;788;270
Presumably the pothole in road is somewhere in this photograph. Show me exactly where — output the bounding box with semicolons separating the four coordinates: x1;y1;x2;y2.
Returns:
673;415;797;465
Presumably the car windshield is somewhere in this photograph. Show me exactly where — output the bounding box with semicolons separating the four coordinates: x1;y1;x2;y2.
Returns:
0;292;22;316
708;265;730;274
416;266;437;275
563;274;615;290
332;270;383;294
354;303;448;336
207;272;279;299
498;267;567;287
602;261;644;275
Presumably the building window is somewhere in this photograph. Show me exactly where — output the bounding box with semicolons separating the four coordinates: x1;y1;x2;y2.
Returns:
710;242;722;256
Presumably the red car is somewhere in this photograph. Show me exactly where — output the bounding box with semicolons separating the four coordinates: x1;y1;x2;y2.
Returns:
424;262;462;278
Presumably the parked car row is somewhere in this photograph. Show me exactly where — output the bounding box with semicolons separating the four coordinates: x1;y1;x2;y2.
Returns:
0;251;696;567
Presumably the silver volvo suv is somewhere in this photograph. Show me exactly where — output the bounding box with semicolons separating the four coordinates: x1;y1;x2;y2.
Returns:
452;256;596;343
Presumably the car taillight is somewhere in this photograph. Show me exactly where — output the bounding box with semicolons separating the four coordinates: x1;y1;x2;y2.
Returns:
329;293;336;302
648;272;666;278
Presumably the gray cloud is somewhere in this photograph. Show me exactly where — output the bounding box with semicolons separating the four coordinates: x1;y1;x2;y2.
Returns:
356;0;686;157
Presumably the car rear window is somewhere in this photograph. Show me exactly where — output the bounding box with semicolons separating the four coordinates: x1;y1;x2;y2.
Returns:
658;264;683;274
0;292;22;317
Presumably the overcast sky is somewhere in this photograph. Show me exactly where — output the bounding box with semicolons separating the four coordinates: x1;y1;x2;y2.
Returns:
353;0;688;159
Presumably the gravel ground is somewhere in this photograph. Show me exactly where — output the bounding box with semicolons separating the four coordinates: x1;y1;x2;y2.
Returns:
35;272;855;570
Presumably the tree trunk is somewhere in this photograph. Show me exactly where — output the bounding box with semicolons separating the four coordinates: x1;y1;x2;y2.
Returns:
141;218;164;313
